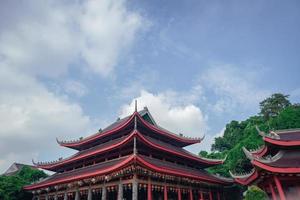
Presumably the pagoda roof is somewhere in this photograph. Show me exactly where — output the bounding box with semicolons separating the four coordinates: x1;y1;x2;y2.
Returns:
25;154;232;190
256;126;300;146
34;130;222;171
137;155;232;185
24;156;132;190
243;147;300;173
229;169;259;185
57;109;201;150
33;133;133;171
139;134;225;166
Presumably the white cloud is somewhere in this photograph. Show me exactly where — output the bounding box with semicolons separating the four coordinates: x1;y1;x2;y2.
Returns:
0;66;92;172
64;80;88;97
0;0;144;77
0;0;145;172
120;90;208;152
79;0;143;76
199;65;270;114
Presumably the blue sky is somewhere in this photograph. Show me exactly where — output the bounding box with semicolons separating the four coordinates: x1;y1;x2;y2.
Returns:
0;0;300;172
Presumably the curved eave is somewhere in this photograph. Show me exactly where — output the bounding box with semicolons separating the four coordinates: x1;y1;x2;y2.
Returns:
24;155;135;190
136;156;232;185
229;169;259;185
252;159;300;173
34;131;137;170
57;113;136;150
36;130;219;171
263;137;300;146
137;113;202;146
242;147;255;161
251;146;268;157
242;147;300;173
25;154;230;190
137;131;224;166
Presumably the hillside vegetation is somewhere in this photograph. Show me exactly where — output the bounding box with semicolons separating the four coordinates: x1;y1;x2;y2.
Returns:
0;166;47;200
200;93;300;176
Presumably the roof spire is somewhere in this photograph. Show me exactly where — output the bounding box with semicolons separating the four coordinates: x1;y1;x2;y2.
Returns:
135;99;137;112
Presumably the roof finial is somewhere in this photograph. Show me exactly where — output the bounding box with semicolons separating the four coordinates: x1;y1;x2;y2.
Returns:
135;99;137;112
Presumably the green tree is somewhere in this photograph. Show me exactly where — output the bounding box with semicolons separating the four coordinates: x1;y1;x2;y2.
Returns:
244;186;267;200
204;94;300;177
0;166;47;200
259;93;291;120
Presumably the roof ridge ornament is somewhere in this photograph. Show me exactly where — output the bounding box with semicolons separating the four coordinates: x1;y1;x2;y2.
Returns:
255;126;266;137
135;99;137;112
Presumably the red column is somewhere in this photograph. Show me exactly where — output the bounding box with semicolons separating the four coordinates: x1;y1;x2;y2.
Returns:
297;186;300;197
274;176;286;200
147;183;152;200
209;191;213;200
189;188;193;200
199;191;203;200
269;182;277;200
217;191;221;200
164;185;168;200
177;188;182;200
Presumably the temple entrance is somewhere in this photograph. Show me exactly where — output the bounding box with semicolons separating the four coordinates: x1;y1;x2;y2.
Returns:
152;190;164;200
167;190;178;200
123;187;132;200
107;188;117;200
80;190;88;200
92;190;102;199
182;191;189;200
67;192;75;200
138;186;147;200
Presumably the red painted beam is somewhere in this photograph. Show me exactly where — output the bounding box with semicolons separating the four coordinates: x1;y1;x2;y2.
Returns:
177;188;182;200
136;156;230;185
253;160;300;173
269;182;277;200
264;137;300;146
164;185;168;200
274;176;286;200
147;182;152;200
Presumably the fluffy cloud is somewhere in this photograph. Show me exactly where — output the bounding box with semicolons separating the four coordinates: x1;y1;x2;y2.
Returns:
0;0;143;77
0;66;92;172
64;80;88;97
120;90;208;152
199;65;270;114
0;0;144;172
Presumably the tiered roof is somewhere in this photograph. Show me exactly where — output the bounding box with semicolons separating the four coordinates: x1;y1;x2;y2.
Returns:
25;106;231;190
230;127;300;185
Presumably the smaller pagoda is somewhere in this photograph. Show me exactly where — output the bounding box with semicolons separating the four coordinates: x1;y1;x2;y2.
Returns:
230;127;300;200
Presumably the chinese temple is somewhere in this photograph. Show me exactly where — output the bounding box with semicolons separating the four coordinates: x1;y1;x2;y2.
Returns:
24;103;233;200
230;127;300;200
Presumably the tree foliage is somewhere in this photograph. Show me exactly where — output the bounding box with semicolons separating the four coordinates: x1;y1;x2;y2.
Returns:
259;93;291;120
244;186;267;200
201;93;300;177
0;166;48;200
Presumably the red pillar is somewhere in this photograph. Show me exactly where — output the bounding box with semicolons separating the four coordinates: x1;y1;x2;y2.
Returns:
274;176;286;200
269;182;277;200
209;191;213;200
164;185;168;200
177;188;182;200
189;188;193;200
217;191;221;200
297;186;300;197
200;191;204;200
147;183;152;200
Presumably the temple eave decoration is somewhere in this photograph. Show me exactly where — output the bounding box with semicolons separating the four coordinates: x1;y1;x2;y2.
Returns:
25;105;232;200
230;127;300;200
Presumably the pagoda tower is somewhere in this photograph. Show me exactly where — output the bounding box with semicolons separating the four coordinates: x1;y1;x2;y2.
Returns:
230;127;300;200
25;103;232;200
